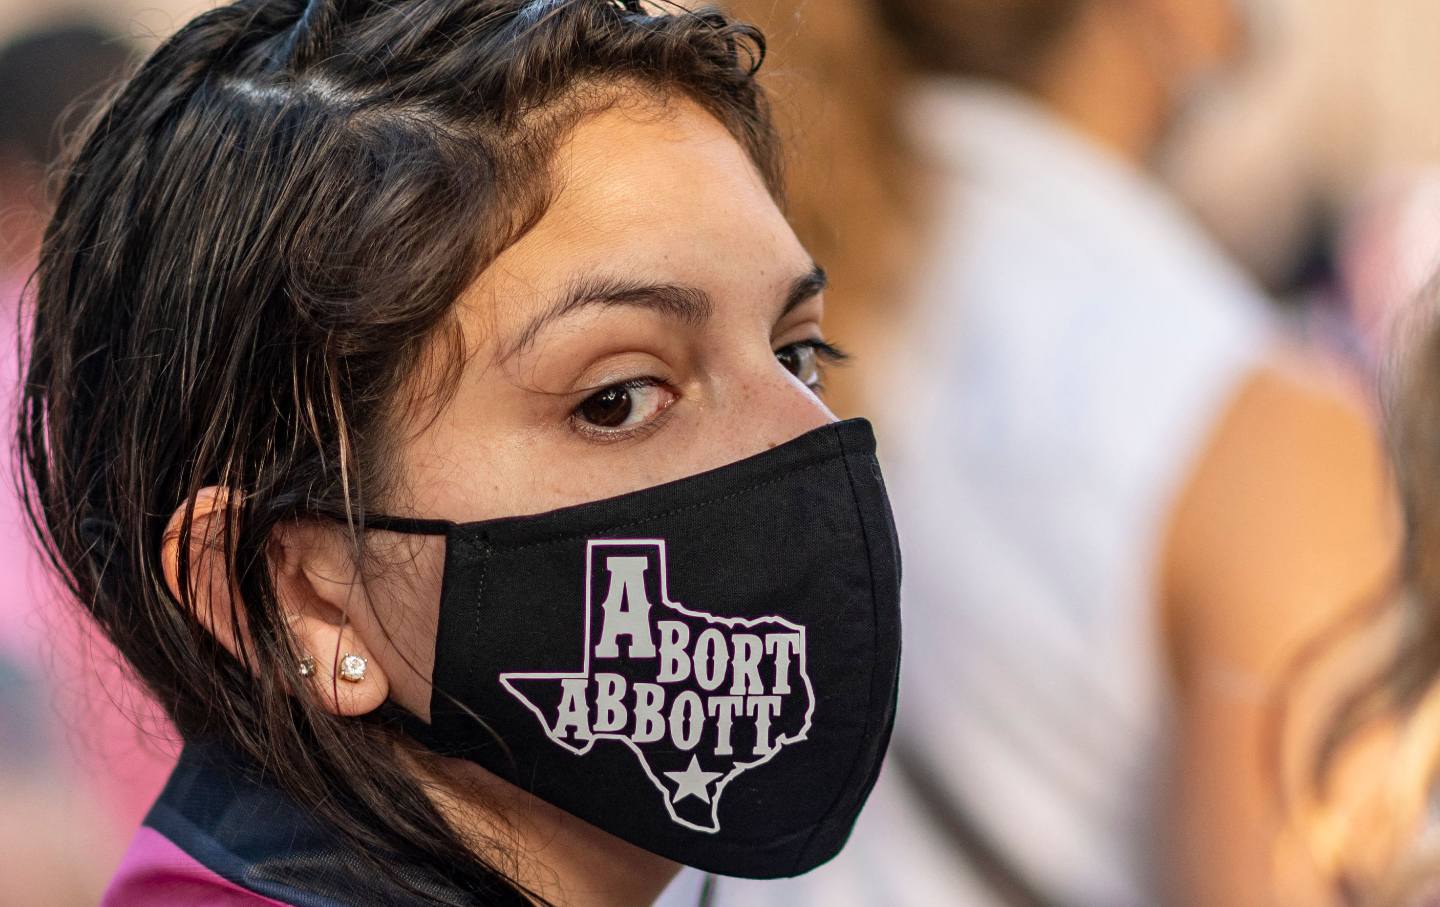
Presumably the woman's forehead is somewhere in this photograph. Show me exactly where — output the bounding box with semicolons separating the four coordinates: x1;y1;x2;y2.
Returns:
542;97;782;251
462;98;810;348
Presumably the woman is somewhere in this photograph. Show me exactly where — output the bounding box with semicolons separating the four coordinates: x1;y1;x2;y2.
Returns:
717;0;1397;905
16;1;902;904
1274;281;1440;907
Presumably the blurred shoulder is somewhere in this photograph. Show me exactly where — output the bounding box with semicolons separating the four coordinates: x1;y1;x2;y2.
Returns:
1164;347;1401;678
1181;349;1391;533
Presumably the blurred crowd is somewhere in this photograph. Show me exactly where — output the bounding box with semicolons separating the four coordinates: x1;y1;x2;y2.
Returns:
7;0;1440;905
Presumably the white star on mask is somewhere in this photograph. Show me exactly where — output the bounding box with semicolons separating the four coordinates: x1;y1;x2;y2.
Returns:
663;755;723;804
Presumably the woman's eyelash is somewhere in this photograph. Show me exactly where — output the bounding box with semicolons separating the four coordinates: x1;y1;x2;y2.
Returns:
613;377;662;391
785;338;851;364
569;375;662;398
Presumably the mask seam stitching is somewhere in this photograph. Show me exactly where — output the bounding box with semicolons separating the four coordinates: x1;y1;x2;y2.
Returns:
790;447;884;874
466;537;489;732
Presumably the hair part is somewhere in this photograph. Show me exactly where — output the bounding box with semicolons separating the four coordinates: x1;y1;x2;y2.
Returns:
17;0;779;901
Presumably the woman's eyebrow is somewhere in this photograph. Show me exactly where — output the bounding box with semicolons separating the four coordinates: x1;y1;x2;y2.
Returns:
782;264;828;317
498;275;713;363
497;263;827;363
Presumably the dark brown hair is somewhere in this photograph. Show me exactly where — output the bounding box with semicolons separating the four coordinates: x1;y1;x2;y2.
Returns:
16;0;779;901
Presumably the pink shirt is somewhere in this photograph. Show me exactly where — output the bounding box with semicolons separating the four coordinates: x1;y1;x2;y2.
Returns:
103;828;290;907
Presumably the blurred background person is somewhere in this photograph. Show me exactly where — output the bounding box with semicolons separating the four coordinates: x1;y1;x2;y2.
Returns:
1291;275;1440;907
1161;0;1440;380
712;0;1400;905
0;20;175;907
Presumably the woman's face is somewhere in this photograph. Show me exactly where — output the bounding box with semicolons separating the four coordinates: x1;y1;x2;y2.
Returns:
361;96;836;717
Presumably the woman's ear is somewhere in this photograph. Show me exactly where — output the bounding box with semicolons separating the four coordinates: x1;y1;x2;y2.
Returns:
160;487;390;717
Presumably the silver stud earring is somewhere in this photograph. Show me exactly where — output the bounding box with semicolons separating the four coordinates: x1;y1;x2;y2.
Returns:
338;653;368;683
297;655;317;678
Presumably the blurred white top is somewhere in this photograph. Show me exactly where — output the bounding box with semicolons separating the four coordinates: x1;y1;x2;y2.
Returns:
702;79;1274;906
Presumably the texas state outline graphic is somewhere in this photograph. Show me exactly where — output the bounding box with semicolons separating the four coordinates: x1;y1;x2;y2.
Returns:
498;538;815;833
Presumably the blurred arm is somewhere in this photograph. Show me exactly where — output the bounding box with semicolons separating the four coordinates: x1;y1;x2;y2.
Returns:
1159;355;1401;907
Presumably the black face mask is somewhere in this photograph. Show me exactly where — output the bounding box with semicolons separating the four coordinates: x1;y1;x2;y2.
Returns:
360;418;901;879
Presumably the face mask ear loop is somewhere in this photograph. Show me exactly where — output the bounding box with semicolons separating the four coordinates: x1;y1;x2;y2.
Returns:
312;510;457;535
354;514;457;535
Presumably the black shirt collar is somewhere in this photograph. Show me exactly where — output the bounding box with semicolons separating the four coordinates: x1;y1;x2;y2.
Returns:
144;740;512;906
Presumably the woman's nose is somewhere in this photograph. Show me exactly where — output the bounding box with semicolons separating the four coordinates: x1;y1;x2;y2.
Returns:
716;362;836;459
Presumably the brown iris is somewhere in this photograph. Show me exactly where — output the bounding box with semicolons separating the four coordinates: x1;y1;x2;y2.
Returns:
578;385;634;428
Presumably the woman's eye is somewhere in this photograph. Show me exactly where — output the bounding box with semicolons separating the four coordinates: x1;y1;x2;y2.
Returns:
776;340;848;389
776;343;819;387
573;378;674;434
